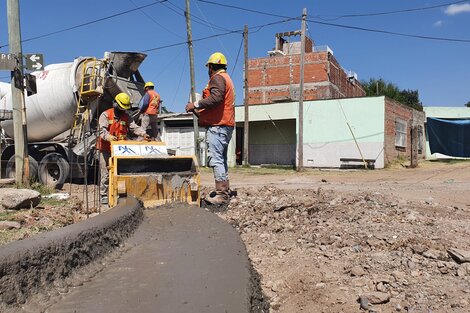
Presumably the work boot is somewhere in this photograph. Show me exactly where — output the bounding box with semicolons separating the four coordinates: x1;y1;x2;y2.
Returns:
204;180;229;205
226;180;237;197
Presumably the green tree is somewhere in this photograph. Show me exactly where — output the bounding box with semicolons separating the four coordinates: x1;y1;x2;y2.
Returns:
465;101;470;107
361;78;423;111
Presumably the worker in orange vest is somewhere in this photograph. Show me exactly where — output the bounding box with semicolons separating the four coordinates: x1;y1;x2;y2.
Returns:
139;81;161;141
97;93;149;205
186;52;235;205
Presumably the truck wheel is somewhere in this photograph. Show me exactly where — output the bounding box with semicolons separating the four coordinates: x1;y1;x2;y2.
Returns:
5;156;39;181
38;153;70;189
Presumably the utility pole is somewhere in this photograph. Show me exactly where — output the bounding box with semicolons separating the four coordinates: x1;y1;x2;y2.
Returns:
297;8;307;171
243;25;249;166
7;0;29;186
185;0;200;164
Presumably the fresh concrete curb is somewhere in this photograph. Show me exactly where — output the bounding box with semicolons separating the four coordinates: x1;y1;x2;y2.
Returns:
0;197;143;306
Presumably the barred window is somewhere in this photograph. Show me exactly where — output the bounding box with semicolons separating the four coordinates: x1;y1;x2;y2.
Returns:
395;118;407;148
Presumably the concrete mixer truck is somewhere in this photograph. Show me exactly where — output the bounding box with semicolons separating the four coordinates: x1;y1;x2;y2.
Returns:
0;51;148;188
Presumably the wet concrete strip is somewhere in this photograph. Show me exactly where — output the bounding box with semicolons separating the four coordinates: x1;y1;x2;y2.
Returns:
45;204;257;313
0;197;143;309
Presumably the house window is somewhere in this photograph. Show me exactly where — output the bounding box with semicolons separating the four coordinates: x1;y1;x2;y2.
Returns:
395;118;407;148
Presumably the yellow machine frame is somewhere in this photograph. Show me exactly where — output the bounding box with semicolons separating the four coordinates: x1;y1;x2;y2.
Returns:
108;141;200;208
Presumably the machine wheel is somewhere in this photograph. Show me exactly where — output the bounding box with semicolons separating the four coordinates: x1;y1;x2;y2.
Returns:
38;153;70;189
5;155;39;181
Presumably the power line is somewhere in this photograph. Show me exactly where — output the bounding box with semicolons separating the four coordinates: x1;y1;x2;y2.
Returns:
193;1;470;44
142;30;240;52
0;0;168;49
197;0;291;19
142;17;297;52
197;0;469;20
310;18;470;43
250;17;299;34
128;0;183;38
161;0;232;32
171;51;188;107
312;0;470;21
230;35;244;76
193;0;244;77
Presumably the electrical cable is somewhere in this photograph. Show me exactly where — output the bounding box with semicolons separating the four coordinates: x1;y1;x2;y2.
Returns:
128;0;184;38
230;35;243;76
153;46;186;80
141;17;297;52
171;52;187;107
193;0;244;77
309;18;470;43
166;0;234;32
197;0;291;19
0;0;169;49
311;0;470;21
197;0;469;20
160;0;232;32
195;1;470;43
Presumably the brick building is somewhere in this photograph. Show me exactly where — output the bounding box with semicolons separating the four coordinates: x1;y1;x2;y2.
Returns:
247;32;366;105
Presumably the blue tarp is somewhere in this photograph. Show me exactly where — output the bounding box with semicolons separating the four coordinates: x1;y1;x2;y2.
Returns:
427;117;470;157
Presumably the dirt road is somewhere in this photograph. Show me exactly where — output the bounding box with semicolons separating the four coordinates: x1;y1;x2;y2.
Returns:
209;161;470;313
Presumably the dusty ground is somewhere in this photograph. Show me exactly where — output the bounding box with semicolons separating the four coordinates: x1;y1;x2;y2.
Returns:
212;160;470;313
1;160;470;312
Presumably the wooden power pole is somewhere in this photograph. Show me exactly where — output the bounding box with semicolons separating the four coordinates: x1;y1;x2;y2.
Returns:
185;0;200;164
7;0;29;186
297;8;307;171
243;25;249;166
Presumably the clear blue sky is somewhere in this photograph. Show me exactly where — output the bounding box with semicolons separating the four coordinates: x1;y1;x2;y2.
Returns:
1;0;469;112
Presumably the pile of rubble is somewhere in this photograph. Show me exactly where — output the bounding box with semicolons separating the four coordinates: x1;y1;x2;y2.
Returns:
218;186;470;312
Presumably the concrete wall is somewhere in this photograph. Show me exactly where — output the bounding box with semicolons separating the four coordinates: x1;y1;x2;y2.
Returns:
302;97;385;168
248;120;296;165
234;97;425;169
235;97;386;168
235;102;297;166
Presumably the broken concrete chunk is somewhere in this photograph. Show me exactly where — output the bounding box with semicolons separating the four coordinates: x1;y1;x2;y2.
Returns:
448;249;470;263
0;188;41;210
360;292;390;304
422;249;446;260
0;221;21;230
457;263;470;277
349;266;366;277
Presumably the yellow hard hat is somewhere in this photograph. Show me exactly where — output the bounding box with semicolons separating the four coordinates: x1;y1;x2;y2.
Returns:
206;52;227;67
114;92;131;110
144;81;154;89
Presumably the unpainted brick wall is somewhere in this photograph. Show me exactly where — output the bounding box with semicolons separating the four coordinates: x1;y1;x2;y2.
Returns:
247;51;365;104
383;98;425;166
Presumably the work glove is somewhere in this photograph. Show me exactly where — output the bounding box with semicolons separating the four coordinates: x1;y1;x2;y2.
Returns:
105;134;117;142
185;102;195;113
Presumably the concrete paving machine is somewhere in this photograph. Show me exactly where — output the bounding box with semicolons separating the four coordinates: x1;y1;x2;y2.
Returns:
108;141;200;207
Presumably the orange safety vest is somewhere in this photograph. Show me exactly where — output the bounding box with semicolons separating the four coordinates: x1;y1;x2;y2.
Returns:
198;71;235;127
96;108;129;153
144;90;160;115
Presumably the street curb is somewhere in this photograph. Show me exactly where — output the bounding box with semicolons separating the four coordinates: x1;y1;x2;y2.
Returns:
0;197;143;306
